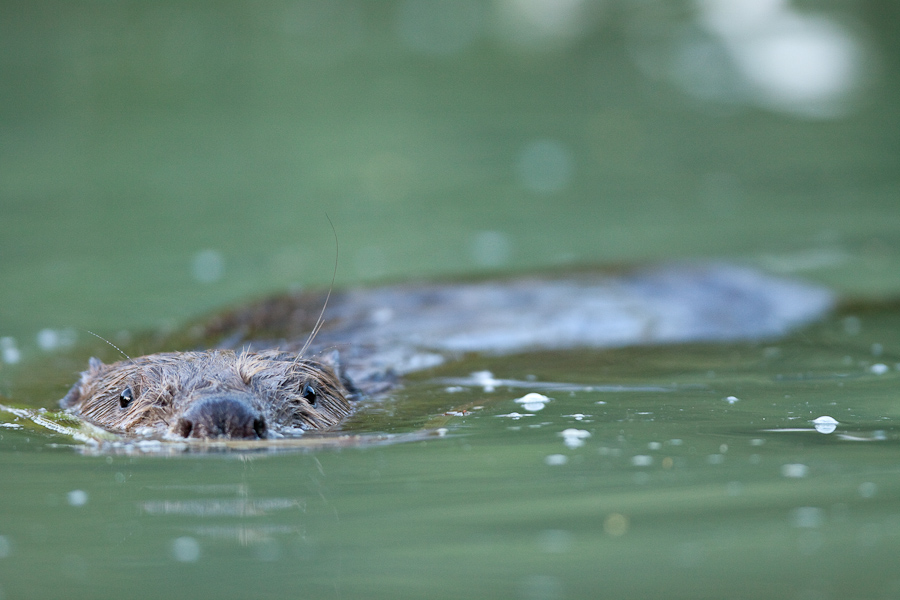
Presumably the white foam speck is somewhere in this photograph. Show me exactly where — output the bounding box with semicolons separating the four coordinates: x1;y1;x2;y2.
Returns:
470;370;501;392
137;440;163;452
870;363;889;375
497;412;532;420
514;392;551;411
812;415;838;434
724;395;739;404
563;413;590;421
631;455;653;467
560;428;591;449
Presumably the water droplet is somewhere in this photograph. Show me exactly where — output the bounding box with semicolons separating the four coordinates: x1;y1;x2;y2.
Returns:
191;249;225;283
544;454;568;466
66;490;88;507
514;392;551;411
858;482;877;498
0;337;21;365
0;535;11;558
791;506;824;528
603;513;629;536
560;428;590;449
781;463;809;478
812;415;838;434
631;455;653;467
171;536;201;563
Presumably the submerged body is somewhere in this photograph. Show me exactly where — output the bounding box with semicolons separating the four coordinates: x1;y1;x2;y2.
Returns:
61;264;835;439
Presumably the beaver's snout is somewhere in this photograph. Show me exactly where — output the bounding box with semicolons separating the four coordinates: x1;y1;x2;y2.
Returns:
173;395;267;440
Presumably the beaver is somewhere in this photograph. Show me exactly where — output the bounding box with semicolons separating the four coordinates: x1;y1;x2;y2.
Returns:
60;264;835;440
60;350;355;439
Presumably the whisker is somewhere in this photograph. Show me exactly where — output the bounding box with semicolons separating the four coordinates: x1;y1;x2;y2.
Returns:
296;213;338;362
84;330;131;360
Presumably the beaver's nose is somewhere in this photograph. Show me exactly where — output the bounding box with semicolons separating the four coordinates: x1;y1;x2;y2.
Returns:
173;395;267;439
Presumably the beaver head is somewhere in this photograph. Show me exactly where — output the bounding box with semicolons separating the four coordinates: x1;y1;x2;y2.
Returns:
60;350;353;440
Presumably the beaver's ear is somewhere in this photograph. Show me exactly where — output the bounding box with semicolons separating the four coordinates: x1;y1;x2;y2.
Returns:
318;350;341;372
60;383;81;408
319;350;361;400
88;357;104;374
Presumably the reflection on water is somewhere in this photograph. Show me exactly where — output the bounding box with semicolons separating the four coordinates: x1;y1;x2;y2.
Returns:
140;497;302;518
139;484;307;551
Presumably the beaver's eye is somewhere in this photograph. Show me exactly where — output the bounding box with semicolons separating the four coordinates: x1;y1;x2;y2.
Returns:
119;387;134;409
301;384;317;406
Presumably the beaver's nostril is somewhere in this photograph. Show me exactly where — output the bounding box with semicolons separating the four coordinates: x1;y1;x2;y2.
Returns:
174;396;265;440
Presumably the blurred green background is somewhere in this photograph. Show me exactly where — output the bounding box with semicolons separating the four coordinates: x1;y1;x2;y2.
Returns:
2;5;900;598
1;0;899;363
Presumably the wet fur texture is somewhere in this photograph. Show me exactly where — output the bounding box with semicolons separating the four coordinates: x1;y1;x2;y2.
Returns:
61;350;353;439
59;265;835;440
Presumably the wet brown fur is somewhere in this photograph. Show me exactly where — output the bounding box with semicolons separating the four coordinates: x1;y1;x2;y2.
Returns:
61;349;353;439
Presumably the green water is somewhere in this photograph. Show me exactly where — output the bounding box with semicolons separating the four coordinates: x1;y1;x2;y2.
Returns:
2;2;900;598
3;310;900;599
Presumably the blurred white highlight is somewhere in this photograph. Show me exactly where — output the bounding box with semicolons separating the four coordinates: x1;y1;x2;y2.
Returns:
695;0;867;118
0;338;20;365
396;0;483;56
494;0;597;51
191;250;225;284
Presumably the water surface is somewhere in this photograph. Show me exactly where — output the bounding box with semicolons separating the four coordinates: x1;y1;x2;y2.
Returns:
2;307;900;599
